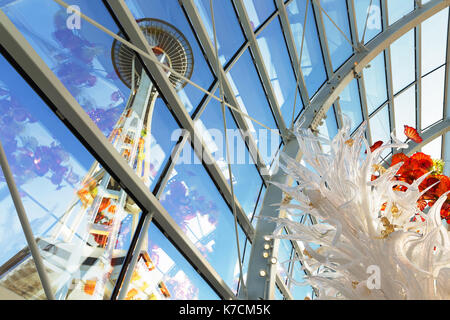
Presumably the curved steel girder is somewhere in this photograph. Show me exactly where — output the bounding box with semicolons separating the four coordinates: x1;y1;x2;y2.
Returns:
247;0;450;300
299;0;450;132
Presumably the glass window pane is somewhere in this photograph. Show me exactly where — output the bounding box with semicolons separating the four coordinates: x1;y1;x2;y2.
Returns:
320;0;353;70
369;105;391;158
2;0;130;137
243;0;276;30
277;237;292;283
290;260;312;299
0;53;142;300
354;0;382;44
125;0;215;114
339;79;363;133
394;85;416;142
2;0;180;193
421;66;445;130
193;0;246;66
287;0;327;97
197;91;263;220
123;223;219;300
274;285;284;300
387;0;414;25
364;51;387;114
390;30;415;94
226;50;281;165
257;18;304;125
251;185;266;228
318;105;339;140
160;144;248;292
421;8;449;75
422;136;443;160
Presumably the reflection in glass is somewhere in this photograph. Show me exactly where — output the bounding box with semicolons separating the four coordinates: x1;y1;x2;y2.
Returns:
390;30;415;94
421;66;445;130
339;79;363;133
193;0;246;66
2;0;179;193
123;223;219;300
226;50;281;165
0;54;142;300
243;0;276;30
287;0;327;97
354;0;382;44
2;0;129;137
160;144;248;292
364;52;387;114
257;18;304;124
319;0;353;70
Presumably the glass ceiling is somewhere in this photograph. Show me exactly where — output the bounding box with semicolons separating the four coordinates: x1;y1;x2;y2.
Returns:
0;0;448;301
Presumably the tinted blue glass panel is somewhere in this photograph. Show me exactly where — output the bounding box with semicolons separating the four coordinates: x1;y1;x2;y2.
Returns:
339;79;363;133
387;0;415;25
2;0;179;194
226;49;281;165
2;0;129;137
287;0;327;97
193;0;246;66
243;0;276;30
0;54;141;300
197;91;263;219
364;51;387;114
369;105;391;158
144;223;219;299
319;0;353;70
161;144;248;291
421;8;449;75
394;85;416;142
257;18;304;125
390;30;415;94
125;0;215;114
421;66;445;130
354;0;382;44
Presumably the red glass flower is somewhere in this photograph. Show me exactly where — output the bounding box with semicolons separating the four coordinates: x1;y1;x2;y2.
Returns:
404;125;423;143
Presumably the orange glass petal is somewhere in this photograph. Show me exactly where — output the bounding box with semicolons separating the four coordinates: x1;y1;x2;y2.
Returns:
404;125;423;143
370;140;383;153
410;152;433;170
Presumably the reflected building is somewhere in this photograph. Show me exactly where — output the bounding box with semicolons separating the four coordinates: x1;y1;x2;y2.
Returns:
0;18;193;300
